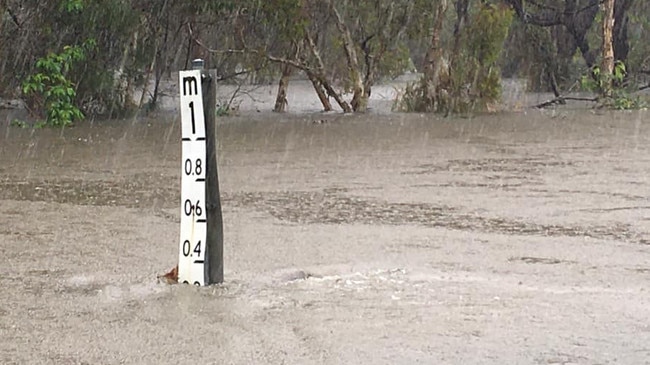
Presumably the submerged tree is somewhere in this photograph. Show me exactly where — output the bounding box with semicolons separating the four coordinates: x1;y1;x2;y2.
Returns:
1;0;648;121
397;1;513;114
329;0;414;112
502;0;637;94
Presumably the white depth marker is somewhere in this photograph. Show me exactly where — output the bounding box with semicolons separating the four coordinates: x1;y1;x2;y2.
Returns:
178;70;207;286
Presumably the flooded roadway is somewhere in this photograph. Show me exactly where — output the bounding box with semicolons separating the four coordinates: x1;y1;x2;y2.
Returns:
1;108;649;364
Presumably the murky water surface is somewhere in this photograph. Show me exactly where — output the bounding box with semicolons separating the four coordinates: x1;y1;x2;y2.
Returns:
1;109;649;364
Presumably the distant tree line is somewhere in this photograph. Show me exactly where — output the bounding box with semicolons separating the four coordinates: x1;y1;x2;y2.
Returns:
0;0;648;124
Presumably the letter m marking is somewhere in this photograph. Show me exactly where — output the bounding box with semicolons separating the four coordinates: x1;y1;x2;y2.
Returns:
183;76;198;96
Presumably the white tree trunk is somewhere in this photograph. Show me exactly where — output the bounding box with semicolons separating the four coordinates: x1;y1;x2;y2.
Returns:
601;0;615;97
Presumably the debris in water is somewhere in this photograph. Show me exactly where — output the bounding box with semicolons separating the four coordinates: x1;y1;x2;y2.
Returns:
158;265;178;285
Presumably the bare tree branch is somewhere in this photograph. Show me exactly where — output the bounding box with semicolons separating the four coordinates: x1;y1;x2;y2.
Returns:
535;95;598;108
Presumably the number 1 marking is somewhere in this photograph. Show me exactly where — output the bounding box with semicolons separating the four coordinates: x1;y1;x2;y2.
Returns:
189;101;196;134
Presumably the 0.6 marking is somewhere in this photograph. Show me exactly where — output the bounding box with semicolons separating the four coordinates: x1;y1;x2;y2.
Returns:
184;199;203;216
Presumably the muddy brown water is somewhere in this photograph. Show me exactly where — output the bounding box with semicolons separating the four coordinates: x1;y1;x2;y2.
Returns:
1;109;650;364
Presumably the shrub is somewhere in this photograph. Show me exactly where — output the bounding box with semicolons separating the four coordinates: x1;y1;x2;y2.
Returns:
581;61;646;110
22;39;95;127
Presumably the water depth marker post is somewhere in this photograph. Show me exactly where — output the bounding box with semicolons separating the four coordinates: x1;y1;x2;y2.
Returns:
177;59;224;286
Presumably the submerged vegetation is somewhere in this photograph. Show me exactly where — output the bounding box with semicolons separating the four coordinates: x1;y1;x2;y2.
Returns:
396;3;514;114
0;0;649;126
22;40;94;127
581;61;646;110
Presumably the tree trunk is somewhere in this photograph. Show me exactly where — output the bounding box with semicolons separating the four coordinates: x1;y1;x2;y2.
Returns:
613;0;633;63
565;0;600;69
305;73;332;112
423;0;449;111
273;63;292;112
318;73;352;113
601;0;615;97
505;0;600;69
150;0;170;110
264;50;347;112
452;0;469;57
0;2;4;44
303;30;351;112
361;33;379;105
359;1;412;112
330;2;366;112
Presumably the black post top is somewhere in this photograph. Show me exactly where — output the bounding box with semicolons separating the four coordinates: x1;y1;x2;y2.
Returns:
192;58;205;70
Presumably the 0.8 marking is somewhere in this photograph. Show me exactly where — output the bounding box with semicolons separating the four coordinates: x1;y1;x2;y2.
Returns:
184;158;203;176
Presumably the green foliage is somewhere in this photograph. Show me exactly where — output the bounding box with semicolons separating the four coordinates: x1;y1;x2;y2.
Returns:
580;61;646;109
467;3;513;66
60;0;84;13
626;1;650;76
9;120;30;129
2;0;646;118
22;39;95;127
397;3;513;114
189;0;238;14
580;61;626;93
1;0;145;116
378;44;414;79
502;21;568;91
394;77;450;114
216;105;233;117
455;3;513;110
607;92;646;110
80;0;141;115
259;0;307;40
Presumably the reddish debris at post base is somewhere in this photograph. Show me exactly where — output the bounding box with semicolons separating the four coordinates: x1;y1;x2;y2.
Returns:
158;265;178;285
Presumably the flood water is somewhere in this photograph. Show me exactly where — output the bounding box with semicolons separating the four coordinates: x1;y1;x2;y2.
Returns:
1;106;649;364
